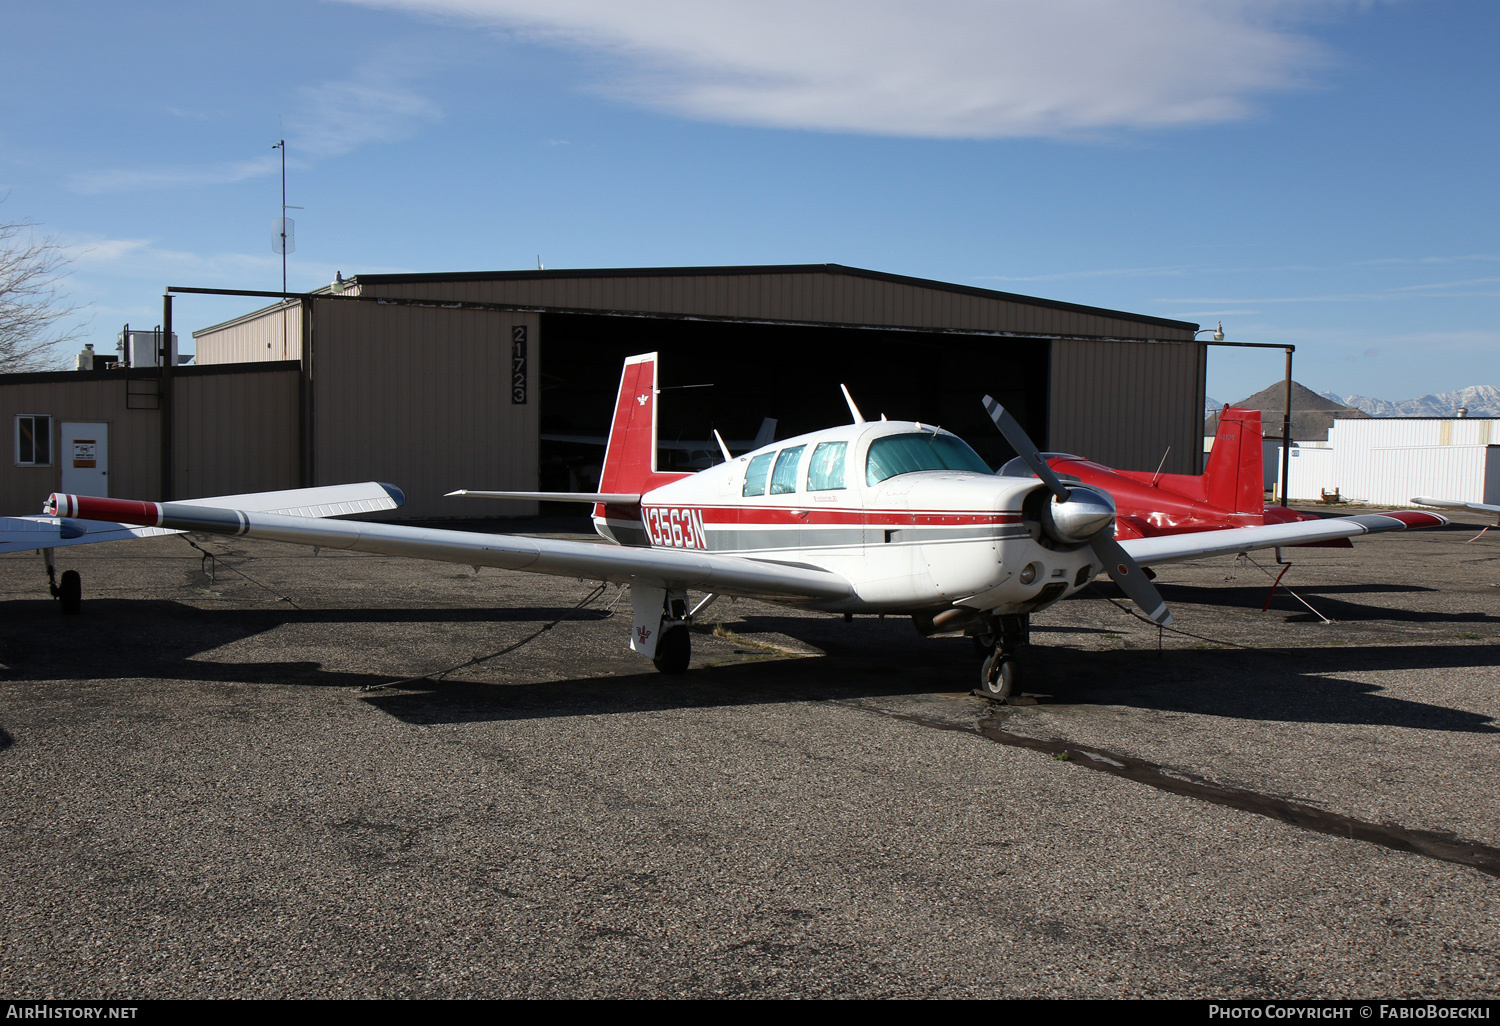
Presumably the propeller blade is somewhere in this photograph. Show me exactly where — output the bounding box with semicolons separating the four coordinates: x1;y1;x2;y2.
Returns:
982;396;1070;502
1090;532;1173;627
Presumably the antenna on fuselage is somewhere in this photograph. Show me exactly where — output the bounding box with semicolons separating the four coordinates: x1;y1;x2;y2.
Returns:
713;429;733;464
840;384;866;425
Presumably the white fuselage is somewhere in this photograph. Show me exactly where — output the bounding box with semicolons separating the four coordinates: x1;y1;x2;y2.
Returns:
594;420;1104;616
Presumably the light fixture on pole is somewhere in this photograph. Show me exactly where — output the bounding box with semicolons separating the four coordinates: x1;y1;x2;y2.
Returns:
1195;321;1225;341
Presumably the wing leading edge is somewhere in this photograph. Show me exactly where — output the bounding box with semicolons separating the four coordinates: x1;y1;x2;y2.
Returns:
1;482;406;556
1120;510;1448;565
48;493;853;604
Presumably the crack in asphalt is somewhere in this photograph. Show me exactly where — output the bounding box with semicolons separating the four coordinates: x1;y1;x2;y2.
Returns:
858;702;1500;880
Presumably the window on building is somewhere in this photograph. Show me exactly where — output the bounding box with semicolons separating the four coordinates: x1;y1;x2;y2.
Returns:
770;445;806;495
807;441;847;491
16;415;51;467
743;452;773;496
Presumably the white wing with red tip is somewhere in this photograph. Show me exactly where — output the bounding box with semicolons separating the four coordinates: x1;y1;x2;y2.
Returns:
48;492;853;603
1120;510;1449;565
0;482;405;555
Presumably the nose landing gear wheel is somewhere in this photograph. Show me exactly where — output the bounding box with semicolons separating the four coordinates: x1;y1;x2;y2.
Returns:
978;650;1018;701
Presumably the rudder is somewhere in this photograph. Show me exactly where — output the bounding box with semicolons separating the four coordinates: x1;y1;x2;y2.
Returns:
1203;407;1265;514
598;352;660;495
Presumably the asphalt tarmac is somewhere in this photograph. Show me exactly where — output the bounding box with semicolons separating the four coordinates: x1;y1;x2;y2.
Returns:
1;509;1497;999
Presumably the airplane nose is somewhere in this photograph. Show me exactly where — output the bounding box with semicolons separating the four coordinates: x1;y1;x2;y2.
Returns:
1046;486;1116;545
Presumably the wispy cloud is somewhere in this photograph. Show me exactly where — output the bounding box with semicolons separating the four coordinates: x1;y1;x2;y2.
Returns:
977;265;1195;283
340;0;1350;138
287;73;442;160
69;156;281;196
1157;280;1500;305
67;64;441;194
979;254;1500;284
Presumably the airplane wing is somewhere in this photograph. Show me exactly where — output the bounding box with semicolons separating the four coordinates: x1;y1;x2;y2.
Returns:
1120;510;1448;565
445;490;641;504
1413;497;1500;518
1;483;406;556
48;492;853;604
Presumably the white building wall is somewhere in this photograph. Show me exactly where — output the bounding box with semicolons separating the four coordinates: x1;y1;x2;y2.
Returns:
1361;446;1494;505
1327;418;1498;449
1283;446;1336;501
1279;440;1500;504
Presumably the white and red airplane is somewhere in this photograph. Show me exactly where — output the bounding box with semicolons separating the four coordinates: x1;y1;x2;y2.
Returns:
46;353;1447;700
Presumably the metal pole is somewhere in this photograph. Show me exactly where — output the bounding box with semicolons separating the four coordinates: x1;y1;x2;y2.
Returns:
160;293;174;501
1280;347;1293;507
280;140;287;361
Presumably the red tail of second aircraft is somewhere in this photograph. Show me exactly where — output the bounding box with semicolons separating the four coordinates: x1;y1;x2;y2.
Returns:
1201;407;1266;514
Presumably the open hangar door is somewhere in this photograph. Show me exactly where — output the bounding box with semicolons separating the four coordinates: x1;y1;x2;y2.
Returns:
537;313;1049;491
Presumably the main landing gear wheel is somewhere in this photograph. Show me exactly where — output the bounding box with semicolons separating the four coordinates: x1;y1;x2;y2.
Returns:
58;570;81;616
978;650;1019;701
652;626;691;674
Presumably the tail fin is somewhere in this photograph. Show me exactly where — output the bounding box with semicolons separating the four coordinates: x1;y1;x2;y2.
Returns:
598;353;660;495
1203;407;1265;514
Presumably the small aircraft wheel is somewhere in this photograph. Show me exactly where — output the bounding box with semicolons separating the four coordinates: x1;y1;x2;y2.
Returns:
978;650;1018;701
58;570;82;616
652;626;691;674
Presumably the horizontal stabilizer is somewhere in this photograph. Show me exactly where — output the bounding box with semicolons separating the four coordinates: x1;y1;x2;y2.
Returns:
445;490;642;504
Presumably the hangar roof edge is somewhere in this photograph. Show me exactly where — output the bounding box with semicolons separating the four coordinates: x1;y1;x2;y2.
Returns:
352;262;1199;333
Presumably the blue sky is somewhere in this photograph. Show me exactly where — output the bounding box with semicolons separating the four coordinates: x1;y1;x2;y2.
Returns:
3;0;1496;404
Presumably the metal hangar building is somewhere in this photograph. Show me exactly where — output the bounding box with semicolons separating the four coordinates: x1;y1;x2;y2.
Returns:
3;264;1206;518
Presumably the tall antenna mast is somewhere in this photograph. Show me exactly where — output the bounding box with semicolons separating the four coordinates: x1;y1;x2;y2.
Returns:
271;139;302;359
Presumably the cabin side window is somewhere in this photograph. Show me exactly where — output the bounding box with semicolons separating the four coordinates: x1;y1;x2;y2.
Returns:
769;445;805;495
15;415;51;467
807;441;847;491
742;452;773;496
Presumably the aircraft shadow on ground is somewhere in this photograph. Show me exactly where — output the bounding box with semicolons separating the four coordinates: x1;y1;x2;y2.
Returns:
1107;582;1499;625
366;626;1500;736
2;600;1494;735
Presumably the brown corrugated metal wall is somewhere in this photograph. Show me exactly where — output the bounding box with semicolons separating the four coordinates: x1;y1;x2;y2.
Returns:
309;299;538;518
1049;340;1207;473
358;270;1192;342
177;266;1206;495
0;366;302;511
195;303;302;365
0;377;161;512
173;368;300;497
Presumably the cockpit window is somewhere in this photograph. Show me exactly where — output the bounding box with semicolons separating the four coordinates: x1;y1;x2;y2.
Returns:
998;453;1080;478
865;433;992;486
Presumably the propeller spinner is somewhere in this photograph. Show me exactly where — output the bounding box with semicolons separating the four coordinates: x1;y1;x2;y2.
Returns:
982;396;1173;627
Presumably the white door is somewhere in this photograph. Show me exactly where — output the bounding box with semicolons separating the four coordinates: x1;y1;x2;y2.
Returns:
60;422;108;496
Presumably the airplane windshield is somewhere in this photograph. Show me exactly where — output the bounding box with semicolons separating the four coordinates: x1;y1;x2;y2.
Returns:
866;433;992;486
998;453;1080;478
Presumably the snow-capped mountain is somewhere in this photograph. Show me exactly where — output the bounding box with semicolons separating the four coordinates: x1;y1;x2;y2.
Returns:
1317;385;1500;418
1204;395;1221;414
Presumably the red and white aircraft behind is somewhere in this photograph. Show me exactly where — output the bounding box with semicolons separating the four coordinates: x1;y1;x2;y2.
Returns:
48;353;1447;699
1004;407;1326;541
